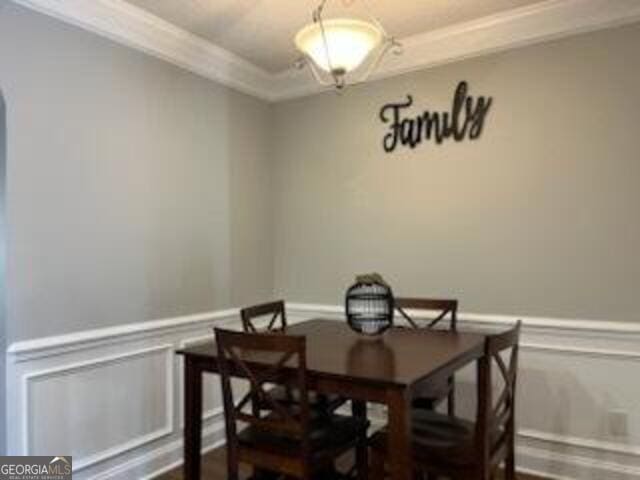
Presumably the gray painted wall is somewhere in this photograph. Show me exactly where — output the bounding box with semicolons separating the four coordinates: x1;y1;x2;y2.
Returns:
272;22;640;322
0;2;274;342
2;2;639;342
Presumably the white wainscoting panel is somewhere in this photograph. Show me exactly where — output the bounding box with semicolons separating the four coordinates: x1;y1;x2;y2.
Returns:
6;303;640;479
25;345;174;471
6;309;241;480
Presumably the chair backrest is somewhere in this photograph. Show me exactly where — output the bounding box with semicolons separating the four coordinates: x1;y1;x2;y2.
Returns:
394;297;458;332
215;328;311;475
241;300;287;333
475;321;522;464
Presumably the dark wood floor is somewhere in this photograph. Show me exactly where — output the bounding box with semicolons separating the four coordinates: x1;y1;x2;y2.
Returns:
157;447;546;480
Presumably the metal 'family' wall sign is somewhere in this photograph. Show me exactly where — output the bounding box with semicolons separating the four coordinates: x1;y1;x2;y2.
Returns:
379;81;493;153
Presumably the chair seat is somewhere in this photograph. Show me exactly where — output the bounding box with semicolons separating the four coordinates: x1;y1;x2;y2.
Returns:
369;322;521;480
411;378;452;409
370;409;476;467
262;385;346;412
411;409;474;451
238;413;369;462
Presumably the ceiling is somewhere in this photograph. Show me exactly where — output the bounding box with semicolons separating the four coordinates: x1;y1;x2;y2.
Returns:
125;0;545;73
14;0;640;101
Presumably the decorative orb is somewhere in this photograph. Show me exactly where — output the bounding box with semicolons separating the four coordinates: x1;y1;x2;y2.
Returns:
345;274;394;336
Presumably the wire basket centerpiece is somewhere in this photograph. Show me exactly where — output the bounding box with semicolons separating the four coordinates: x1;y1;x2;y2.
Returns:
345;273;394;336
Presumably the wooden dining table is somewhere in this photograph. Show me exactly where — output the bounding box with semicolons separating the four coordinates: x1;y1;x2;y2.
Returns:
177;319;486;480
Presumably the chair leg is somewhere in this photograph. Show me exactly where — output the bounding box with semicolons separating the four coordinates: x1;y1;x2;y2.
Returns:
447;378;456;417
352;400;369;480
226;446;239;480
480;465;492;480
370;448;386;480
505;442;516;480
356;437;369;480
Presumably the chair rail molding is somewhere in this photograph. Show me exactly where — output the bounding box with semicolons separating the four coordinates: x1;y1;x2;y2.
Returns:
10;0;640;102
6;303;640;479
7;308;239;363
286;302;640;335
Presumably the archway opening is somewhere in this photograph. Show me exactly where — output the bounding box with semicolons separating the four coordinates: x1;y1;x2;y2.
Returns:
0;89;6;455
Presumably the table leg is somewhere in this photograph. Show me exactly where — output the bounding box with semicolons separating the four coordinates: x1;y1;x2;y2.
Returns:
184;359;203;480
352;400;368;480
387;388;411;480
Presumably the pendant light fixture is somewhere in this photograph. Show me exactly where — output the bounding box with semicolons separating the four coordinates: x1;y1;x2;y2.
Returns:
294;0;402;90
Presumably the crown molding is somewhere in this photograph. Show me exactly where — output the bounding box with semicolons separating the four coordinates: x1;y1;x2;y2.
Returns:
10;0;640;103
10;0;278;101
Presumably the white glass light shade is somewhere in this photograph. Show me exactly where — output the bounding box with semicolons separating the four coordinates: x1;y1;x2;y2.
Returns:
295;18;383;74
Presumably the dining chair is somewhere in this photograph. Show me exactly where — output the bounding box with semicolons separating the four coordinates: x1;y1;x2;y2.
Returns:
241;299;287;333
241;300;346;414
215;328;369;480
370;321;522;480
395;297;458;331
395;297;459;415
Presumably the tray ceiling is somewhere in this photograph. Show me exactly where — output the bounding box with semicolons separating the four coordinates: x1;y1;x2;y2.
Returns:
125;0;544;73
13;0;640;101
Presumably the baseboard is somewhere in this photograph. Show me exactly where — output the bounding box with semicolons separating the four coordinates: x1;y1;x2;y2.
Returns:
517;444;640;480
96;421;227;480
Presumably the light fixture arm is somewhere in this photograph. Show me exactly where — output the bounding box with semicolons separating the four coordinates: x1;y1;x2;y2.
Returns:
314;0;345;88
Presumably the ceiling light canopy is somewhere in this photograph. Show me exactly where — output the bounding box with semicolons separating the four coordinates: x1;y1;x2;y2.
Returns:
294;0;402;91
